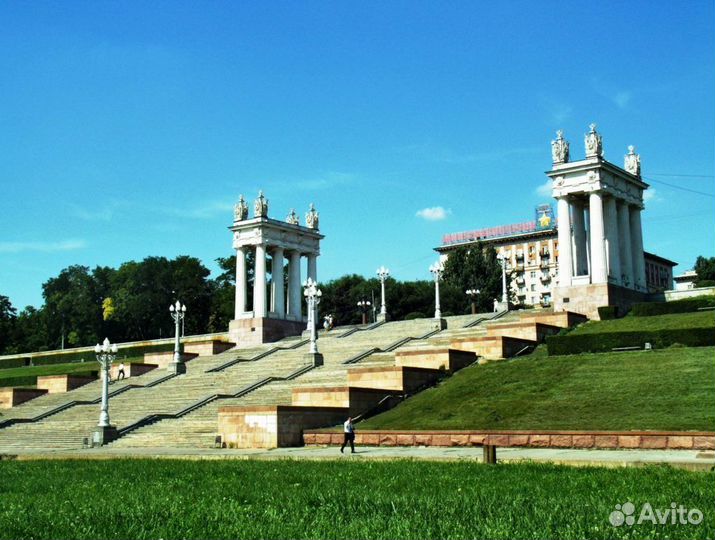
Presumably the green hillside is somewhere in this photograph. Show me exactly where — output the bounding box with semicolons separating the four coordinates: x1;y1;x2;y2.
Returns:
358;346;715;431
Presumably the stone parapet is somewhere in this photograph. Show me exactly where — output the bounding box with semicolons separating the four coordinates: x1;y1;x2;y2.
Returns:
37;374;97;394
0;387;48;409
228;317;306;347
394;348;476;371
447;335;535;360
485;321;562;342
303;429;715;450
347;365;440;392
291;386;399;416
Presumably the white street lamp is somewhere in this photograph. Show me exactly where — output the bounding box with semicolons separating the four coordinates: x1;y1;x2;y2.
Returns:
168;301;187;374
429;261;444;320
357;299;371;325
466;288;481;315
92;337;119;446
495;254;509;312
376;266;390;322
303;278;324;366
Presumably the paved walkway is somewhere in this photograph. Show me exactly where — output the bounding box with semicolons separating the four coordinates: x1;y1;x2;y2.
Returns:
2;445;713;470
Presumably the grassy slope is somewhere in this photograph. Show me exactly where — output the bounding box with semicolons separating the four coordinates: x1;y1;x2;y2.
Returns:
359;347;715;431
0;460;712;540
569;311;715;334
0;357;143;388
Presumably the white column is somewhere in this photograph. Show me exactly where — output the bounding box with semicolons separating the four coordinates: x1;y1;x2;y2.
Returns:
603;197;621;284
629;206;647;291
617;202;634;289
556;197;573;287
288;251;302;319
253;243;267;317
571;201;588;276
589;191;608;283
307;254;317;282
234;247;247;319
271;247;285;317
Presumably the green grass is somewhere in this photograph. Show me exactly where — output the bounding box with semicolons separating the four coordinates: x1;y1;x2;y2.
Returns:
0;460;712;539
359;347;715;431
0;357;143;388
569;311;715;335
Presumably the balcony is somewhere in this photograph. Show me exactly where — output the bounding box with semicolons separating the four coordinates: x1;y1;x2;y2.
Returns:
540;274;551;283
540;260;551;269
516;251;524;261
516;276;525;285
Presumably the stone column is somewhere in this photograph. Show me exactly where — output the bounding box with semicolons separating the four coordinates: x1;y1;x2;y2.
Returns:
253;243;267;317
617;201;634;288
589;191;608;283
629;206;647;291
307;254;317;282
571;201;588;276
235;247;247;319
603;197;621;284
556;197;573;287
271;247;285;317
288;251;302;319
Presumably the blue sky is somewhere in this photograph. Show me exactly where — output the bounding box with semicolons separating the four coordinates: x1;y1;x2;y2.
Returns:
1;1;713;310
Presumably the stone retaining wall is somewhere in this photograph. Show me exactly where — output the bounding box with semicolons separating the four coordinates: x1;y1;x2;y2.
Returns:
0;387;48;409
303;430;715;450
37;374;97;394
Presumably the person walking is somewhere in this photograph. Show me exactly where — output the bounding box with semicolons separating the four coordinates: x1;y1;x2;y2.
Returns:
340;416;356;454
117;362;126;380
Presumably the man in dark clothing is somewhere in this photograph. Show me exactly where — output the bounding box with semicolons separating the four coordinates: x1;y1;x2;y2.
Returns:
340;416;355;453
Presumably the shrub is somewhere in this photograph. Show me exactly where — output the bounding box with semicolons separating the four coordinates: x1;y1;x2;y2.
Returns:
597;306;618;320
631;296;715;316
0;357;30;370
27;342;174;367
404;312;426;320
546;327;715;355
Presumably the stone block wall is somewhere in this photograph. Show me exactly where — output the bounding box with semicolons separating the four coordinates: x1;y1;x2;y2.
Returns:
448;336;535;360
553;283;645;320
143;351;198;369
218;405;348;448
0;387;48;409
485;322;562;342
517;311;588;328
291;386;399;416
36;374;97;394
347;365;440;392
184;340;235;357
228;318;306;347
303;429;715;450
395;348;476;371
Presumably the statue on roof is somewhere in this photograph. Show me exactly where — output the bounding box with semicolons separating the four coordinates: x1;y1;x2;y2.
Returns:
233;195;248;222
286;208;300;225
624;145;641;177
551;130;570;164
253;190;269;218
584;123;603;158
305;203;319;230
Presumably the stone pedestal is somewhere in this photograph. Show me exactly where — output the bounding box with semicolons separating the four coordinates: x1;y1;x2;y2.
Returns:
553;282;646;320
377;312;390;323
304;352;324;367
432;318;447;331
167;361;187;375
92;425;119;447
494;301;510;313
229;317;306;347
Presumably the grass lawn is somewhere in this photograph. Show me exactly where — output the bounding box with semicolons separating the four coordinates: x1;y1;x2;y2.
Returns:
569;311;715;335
358;347;715;431
0;460;712;540
0;357;143;388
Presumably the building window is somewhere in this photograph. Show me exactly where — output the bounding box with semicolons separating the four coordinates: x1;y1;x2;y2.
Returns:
530;271;536;278
530;284;536;291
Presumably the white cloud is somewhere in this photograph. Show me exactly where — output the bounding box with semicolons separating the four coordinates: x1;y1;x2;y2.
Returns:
69;204;114;222
0;239;86;254
416;206;451;221
272;172;355;191
643;188;658;203
535;179;552;198
613;91;632;109
161;201;234;220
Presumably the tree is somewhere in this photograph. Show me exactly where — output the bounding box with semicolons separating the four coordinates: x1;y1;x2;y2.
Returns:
694;256;715;286
442;243;503;313
0;295;18;354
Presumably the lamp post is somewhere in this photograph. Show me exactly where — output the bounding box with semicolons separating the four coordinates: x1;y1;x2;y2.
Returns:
376;266;390;322
429;261;444;320
92;337;119;446
466;288;480;315
496;254;509;311
357;299;371;325
303;278;324;366
168;301;187;374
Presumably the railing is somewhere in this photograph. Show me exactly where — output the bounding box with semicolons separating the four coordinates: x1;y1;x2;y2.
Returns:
337;320;386;339
0;373;178;430
341;328;445;364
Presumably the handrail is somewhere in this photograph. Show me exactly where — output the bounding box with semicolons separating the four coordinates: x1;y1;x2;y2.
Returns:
0;373;178;430
341;328;444;364
115;363;316;439
205;339;309;373
337;320;386;339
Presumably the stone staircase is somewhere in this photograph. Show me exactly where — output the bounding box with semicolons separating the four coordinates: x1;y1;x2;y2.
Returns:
0;311;583;451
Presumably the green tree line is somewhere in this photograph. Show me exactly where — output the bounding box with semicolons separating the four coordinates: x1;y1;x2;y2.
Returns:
0;244;507;355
